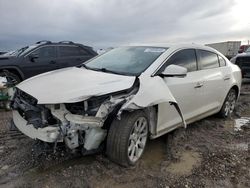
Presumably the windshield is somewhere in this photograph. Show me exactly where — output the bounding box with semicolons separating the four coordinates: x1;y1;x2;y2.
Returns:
4;45;38;56
85;46;167;76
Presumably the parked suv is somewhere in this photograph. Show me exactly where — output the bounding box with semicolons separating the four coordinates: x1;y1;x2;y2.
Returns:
231;47;250;78
0;41;97;84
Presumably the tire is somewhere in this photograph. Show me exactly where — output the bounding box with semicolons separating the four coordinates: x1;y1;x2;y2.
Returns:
106;110;149;167
218;89;237;118
0;71;21;85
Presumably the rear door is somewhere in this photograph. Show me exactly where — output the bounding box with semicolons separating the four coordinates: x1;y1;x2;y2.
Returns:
57;45;94;68
196;49;229;112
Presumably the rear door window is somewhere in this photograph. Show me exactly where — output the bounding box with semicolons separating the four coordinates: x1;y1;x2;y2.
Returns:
198;50;219;69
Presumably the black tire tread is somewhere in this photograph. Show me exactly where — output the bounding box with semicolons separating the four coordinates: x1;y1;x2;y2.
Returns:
106;110;147;167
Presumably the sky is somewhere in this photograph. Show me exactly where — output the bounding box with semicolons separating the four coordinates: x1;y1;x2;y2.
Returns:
0;0;249;51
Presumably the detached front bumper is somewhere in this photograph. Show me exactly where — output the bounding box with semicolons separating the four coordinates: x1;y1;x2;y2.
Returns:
12;110;61;142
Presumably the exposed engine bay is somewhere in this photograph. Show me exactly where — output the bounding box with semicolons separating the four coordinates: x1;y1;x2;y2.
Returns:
11;80;141;153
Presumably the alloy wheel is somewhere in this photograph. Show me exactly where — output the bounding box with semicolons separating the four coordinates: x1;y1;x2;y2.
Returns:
224;91;236;117
128;117;148;163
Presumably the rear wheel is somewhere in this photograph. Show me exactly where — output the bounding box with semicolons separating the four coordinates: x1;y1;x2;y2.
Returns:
106;110;149;167
219;89;237;118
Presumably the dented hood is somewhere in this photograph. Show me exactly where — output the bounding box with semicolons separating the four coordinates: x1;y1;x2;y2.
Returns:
17;67;135;104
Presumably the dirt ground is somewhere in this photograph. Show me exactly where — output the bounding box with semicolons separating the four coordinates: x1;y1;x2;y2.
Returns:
0;80;249;188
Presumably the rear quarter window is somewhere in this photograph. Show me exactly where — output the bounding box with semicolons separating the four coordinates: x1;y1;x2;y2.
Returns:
218;55;226;66
78;47;90;56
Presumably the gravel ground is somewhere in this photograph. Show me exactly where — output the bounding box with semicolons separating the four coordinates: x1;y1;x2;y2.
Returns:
0;80;249;188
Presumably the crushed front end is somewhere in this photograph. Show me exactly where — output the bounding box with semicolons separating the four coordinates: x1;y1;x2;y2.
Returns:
11;87;135;153
11;88;62;143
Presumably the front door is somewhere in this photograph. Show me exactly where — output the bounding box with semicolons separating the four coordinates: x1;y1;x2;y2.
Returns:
156;49;204;133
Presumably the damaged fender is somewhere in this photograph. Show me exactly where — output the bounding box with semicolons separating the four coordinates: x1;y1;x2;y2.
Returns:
119;75;187;128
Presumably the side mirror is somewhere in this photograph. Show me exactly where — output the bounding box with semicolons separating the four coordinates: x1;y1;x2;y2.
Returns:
159;64;187;77
29;54;39;62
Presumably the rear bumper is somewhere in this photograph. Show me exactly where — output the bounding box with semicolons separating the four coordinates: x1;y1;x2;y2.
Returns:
12;110;61;142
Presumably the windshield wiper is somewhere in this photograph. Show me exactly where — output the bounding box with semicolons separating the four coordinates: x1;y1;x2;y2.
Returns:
96;67;126;75
81;64;133;76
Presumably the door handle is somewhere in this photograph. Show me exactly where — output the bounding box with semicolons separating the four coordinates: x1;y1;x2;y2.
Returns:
50;60;56;64
194;82;203;88
224;76;230;81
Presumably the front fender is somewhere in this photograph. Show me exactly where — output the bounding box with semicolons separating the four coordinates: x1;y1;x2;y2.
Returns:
119;75;186;128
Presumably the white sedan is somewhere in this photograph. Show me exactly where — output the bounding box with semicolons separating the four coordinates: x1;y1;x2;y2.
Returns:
12;44;241;166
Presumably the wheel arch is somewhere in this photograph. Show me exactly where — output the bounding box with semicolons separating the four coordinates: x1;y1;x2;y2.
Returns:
219;85;240;111
231;85;240;100
141;105;158;137
0;67;24;81
218;85;239;118
103;104;158;138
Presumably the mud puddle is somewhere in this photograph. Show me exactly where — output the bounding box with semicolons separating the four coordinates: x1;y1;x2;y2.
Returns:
234;117;250;131
162;151;201;176
141;137;166;168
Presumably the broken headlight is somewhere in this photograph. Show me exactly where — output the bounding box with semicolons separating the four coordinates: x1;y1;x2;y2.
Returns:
65;95;110;116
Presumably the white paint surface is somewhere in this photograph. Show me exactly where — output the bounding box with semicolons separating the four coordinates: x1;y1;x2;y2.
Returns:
17;67;135;104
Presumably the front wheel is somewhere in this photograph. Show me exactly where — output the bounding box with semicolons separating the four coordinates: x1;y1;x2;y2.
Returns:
219;89;237;118
106;110;149;167
0;71;21;85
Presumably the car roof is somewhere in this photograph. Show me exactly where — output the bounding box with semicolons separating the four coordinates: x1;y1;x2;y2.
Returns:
126;43;221;56
34;41;93;49
128;43;216;51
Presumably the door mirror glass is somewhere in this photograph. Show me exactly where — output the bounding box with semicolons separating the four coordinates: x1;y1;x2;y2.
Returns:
160;64;187;77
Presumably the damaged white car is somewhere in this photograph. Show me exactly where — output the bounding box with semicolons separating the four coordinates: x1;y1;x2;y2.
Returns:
11;44;242;166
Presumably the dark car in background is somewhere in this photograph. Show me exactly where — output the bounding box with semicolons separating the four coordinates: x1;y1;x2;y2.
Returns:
0;41;97;84
238;45;250;53
231;47;250;78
